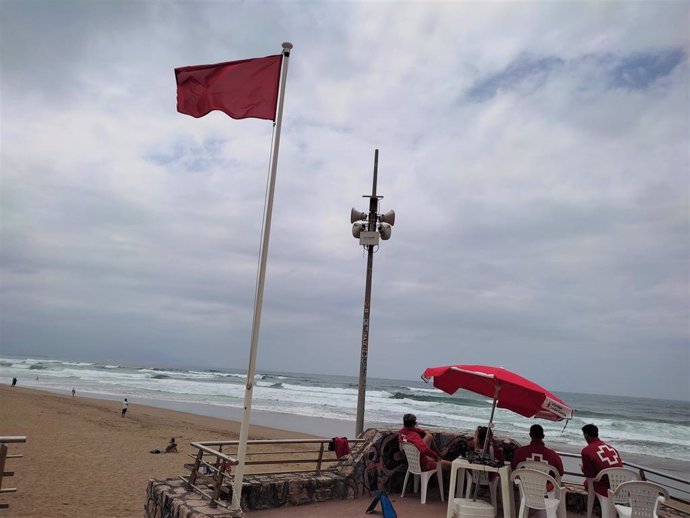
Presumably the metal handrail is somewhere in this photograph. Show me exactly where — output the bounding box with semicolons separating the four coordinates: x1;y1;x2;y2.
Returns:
183;437;366;508
0;436;27;510
194;438;366;445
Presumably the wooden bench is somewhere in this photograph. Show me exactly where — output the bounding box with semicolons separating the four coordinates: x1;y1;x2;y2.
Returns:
181;438;366;509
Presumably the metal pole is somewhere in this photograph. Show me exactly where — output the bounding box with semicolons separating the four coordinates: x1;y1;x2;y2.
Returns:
473;384;500;501
355;149;379;437
229;42;292;517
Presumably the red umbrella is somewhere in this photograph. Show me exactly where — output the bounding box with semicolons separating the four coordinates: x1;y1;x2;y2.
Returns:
422;364;573;422
423;364;573;501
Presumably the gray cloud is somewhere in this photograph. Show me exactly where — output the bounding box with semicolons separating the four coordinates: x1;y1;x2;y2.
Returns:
1;1;688;401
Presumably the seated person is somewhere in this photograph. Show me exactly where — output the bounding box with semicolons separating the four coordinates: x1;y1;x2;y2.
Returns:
581;424;623;518
511;424;563;474
398;413;451;471
512;424;563;491
466;425;504;494
468;425;504;464
165;437;178;453
150;437;178;454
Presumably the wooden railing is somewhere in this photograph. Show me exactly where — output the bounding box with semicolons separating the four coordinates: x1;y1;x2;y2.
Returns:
0;436;27;510
182;438;366;509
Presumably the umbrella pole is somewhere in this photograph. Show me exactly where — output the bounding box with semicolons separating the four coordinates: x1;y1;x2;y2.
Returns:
473;385;500;501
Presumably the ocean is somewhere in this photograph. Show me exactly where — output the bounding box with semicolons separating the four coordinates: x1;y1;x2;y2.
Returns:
2;355;689;477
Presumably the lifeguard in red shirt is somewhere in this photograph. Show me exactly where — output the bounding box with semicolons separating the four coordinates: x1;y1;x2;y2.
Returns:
581;423;623;518
398;413;450;472
511;424;563;476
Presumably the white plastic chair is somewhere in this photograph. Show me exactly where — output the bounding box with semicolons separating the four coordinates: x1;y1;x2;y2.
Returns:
465;469;499;512
587;468;640;518
608;481;668;518
511;468;567;518
516;460;562;500
516;460;562;485
400;441;444;504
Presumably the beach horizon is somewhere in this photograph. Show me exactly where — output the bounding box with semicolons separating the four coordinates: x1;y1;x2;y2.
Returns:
3;355;687;469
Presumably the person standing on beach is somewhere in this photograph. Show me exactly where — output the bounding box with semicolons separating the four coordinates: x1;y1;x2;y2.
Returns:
581;424;623;518
398;413;450;471
121;398;128;417
11;377;17;387
511;424;563;476
71;387;76;398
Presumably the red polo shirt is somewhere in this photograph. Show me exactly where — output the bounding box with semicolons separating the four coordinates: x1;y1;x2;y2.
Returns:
581;439;623;496
399;426;439;471
511;439;564;475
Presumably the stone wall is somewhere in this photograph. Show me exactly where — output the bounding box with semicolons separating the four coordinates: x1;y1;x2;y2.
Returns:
143;428;521;517
145;478;232;518
146;468;369;516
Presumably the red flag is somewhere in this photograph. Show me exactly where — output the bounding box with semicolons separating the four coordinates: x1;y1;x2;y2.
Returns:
175;55;282;121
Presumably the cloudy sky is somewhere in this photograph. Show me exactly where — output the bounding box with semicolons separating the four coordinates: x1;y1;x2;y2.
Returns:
1;1;688;401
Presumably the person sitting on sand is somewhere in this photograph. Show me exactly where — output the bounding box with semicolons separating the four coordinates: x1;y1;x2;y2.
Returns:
150;438;178;454
398;413;451;472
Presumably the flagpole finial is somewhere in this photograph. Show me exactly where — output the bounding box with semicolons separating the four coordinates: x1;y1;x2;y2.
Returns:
282;42;293;52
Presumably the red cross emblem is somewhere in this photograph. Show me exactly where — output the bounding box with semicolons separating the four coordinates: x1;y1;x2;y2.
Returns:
596;444;620;466
528;453;545;463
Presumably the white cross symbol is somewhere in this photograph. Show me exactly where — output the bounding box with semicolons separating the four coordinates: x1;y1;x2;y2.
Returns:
596;444;620;466
528;453;545;463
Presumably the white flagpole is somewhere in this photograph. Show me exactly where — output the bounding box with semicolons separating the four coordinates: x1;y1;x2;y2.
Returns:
230;41;293;516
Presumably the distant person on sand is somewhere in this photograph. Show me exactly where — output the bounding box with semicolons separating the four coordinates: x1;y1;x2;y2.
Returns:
511;424;563;475
150;438;178;454
121;398;128;417
71;387;76;398
165;438;178;453
11;377;17;387
398;413;451;472
581;424;623;518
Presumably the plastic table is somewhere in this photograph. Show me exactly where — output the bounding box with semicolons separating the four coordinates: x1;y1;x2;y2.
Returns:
446;457;515;518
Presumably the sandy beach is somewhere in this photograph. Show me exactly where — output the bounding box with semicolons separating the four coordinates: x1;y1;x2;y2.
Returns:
0;386;316;517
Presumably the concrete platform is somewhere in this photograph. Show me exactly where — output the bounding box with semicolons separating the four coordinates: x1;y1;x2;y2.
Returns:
246;486;459;517
245;488;581;518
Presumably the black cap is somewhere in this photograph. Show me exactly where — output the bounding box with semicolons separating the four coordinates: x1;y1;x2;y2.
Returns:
403;414;417;427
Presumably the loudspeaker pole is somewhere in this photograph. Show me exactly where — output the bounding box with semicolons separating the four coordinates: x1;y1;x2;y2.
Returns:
355;150;381;437
351;149;394;437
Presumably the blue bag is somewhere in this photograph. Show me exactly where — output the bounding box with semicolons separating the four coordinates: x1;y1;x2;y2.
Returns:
366;490;397;518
